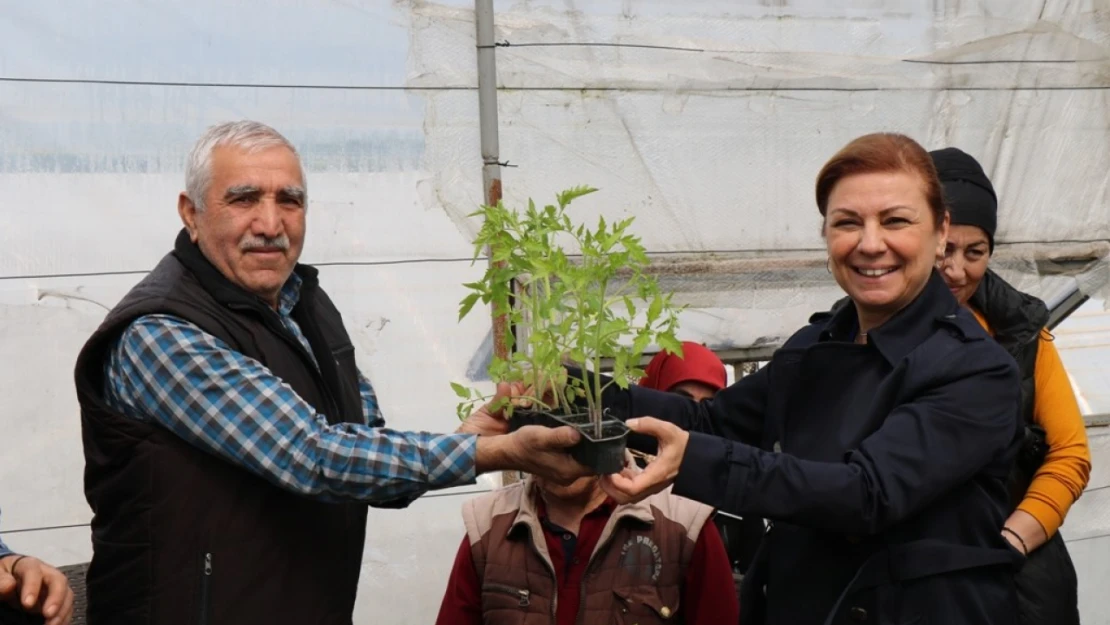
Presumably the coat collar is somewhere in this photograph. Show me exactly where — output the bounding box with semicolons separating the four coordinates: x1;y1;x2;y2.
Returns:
820;270;964;365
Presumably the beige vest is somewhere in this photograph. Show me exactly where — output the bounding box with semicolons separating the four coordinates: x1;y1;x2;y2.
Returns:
461;477;714;625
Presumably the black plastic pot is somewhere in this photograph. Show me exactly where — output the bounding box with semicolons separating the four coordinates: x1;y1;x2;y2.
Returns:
508;408;630;475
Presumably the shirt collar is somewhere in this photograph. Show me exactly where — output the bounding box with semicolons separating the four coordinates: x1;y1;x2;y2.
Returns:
278;272;304;317
819;270;961;365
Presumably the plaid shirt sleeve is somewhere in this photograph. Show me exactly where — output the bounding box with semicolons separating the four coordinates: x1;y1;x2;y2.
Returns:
358;371;385;428
104;314;478;504
0;509;12;558
0;510;12;559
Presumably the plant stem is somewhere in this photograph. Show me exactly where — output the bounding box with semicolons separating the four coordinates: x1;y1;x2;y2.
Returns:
592;276;607;438
529;277;541;413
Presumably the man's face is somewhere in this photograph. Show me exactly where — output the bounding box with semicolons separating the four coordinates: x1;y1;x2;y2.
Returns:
178;145;306;307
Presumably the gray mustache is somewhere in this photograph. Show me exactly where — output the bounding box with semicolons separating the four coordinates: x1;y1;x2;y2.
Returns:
240;234;290;251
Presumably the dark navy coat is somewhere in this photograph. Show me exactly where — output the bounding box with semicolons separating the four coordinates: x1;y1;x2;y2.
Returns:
620;272;1024;624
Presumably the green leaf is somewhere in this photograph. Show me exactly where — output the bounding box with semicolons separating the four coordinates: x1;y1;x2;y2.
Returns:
556;185;599;208
647;295;662;322
458;293;481;320
450;382;471;399
657;333;683;356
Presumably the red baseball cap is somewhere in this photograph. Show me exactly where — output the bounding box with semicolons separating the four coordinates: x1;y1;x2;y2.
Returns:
639;341;727;392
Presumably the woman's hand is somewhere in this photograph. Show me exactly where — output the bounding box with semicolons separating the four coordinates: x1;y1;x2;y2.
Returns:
600;417;689;504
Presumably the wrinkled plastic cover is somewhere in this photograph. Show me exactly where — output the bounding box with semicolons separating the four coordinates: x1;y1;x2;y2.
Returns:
0;2;1107;623
410;0;1110;350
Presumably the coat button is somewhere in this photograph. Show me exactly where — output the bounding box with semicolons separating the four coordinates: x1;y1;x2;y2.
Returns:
772;441;782;453
849;606;868;622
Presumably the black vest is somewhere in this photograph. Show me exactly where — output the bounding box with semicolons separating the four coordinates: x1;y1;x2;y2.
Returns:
970;272;1081;625
968;269;1048;507
75;230;369;625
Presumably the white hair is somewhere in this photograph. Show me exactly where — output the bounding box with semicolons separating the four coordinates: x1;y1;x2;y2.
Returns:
185;120;305;211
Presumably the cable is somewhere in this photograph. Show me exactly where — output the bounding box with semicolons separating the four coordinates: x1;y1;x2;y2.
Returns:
0;76;471;90
1;487;494;534
2;75;1107;93
1;522;89;535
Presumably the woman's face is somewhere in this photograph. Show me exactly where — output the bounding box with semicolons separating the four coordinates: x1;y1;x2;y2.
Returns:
824;170;948;328
939;225;991;306
669;380;718;402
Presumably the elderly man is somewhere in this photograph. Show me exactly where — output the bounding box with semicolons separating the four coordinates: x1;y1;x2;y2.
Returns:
74;121;589;625
0;513;74;625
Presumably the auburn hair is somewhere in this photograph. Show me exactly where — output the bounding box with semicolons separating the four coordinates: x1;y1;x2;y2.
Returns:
815;133;946;230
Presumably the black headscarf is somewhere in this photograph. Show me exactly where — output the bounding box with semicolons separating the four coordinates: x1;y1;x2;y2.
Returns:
929;147;998;251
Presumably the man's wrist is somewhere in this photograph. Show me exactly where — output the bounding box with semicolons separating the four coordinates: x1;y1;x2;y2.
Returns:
475;434;515;474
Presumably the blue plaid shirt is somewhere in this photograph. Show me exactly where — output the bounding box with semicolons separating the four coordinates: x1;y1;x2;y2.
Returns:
103;273;478;504
0;509;12;558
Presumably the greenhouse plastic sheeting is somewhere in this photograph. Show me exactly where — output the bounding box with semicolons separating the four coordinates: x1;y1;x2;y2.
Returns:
0;1;1108;623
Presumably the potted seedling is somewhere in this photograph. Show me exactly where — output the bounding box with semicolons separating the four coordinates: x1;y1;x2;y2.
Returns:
452;185;683;474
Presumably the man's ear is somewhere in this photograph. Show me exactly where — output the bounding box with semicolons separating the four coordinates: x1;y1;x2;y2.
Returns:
178;193;200;242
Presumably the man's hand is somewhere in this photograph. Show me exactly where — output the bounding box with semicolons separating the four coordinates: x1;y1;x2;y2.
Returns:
475;425;593;485
0;554;75;625
600;417;689;504
457;382;524;436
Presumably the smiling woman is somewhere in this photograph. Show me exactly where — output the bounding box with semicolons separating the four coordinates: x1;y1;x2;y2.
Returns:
589;133;1029;625
816;133;950;340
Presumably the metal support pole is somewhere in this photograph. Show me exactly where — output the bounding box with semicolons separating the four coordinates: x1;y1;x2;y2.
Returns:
475;0;508;363
475;0;520;486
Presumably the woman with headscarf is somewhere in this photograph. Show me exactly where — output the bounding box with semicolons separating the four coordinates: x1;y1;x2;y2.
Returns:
932;146;1090;625
583;133;1025;625
639;341;728;402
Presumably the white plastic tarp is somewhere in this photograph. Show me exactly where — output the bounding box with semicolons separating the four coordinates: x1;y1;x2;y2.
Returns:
0;2;1108;623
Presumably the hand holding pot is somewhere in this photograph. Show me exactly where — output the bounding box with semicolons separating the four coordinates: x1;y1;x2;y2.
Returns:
475;425;592;485
600;417;689;504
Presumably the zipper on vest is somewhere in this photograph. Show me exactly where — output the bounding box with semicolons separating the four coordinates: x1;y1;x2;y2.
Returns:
198;552;212;625
525;535;559;619
485;583;531;607
574;527;623;625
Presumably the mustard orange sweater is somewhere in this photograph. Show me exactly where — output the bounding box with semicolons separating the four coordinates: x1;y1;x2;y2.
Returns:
972;309;1092;537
